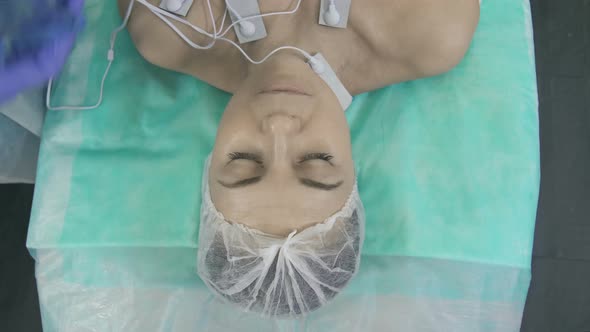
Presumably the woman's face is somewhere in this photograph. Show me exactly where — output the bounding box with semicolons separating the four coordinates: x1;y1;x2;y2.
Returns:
209;58;355;236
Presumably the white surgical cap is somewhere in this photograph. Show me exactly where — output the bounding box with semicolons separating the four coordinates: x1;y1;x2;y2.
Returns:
197;157;365;317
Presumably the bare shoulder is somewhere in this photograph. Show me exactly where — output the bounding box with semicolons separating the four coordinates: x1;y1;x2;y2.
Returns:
345;0;480;93
116;0;242;92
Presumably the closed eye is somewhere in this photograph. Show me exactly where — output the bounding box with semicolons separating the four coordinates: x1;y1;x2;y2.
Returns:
299;153;334;165
218;176;262;188
299;178;343;191
228;152;263;165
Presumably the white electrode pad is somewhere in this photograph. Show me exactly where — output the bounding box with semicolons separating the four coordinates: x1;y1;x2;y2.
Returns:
159;0;194;17
226;0;267;43
319;0;352;29
308;53;352;111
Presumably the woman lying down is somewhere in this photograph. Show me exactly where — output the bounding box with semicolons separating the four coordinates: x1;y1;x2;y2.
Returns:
118;0;480;317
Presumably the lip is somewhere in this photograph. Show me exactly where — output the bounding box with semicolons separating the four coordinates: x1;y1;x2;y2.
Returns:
259;84;312;96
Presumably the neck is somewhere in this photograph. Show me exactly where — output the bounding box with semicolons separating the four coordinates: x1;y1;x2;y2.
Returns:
240;43;353;95
244;52;310;79
218;0;355;94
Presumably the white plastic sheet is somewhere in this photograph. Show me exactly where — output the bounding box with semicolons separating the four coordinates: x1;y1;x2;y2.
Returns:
32;248;529;332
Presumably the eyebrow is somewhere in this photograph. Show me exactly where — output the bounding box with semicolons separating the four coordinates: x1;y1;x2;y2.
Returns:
218;177;343;191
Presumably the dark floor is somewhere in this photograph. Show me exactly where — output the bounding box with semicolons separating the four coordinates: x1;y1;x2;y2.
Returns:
0;185;42;331
520;0;590;331
1;0;589;331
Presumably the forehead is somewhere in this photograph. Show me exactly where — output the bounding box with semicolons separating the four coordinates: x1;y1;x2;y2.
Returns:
210;180;353;236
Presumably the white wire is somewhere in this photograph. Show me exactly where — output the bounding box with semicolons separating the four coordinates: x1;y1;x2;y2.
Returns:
46;61;113;111
206;0;218;37
46;0;135;111
217;9;228;33
136;0;314;62
219;0;302;38
111;0;136;47
219;38;313;65
135;0;216;41
135;0;302;43
224;0;243;20
47;0;313;111
146;7;216;49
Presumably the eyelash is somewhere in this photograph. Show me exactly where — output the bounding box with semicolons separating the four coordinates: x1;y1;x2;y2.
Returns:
228;152;333;164
299;153;334;163
228;152;263;164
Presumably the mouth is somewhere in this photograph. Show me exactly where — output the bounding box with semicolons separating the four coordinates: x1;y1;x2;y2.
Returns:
259;84;312;96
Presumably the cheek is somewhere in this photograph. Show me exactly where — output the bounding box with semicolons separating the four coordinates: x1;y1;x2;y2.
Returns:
215;103;257;145
310;93;351;135
304;115;352;152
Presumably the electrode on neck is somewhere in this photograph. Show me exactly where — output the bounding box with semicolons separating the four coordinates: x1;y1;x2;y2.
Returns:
319;0;352;29
307;53;352;111
226;0;267;43
159;0;193;16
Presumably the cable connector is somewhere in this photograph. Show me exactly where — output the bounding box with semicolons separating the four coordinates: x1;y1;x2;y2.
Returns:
308;57;325;74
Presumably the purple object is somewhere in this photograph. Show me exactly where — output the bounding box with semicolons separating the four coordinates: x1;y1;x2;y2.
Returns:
0;0;85;104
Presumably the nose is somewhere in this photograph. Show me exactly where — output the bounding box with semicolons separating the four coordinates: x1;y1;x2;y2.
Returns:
261;113;302;135
261;113;301;170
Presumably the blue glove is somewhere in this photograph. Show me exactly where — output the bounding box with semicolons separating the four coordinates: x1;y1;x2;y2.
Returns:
0;0;85;104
